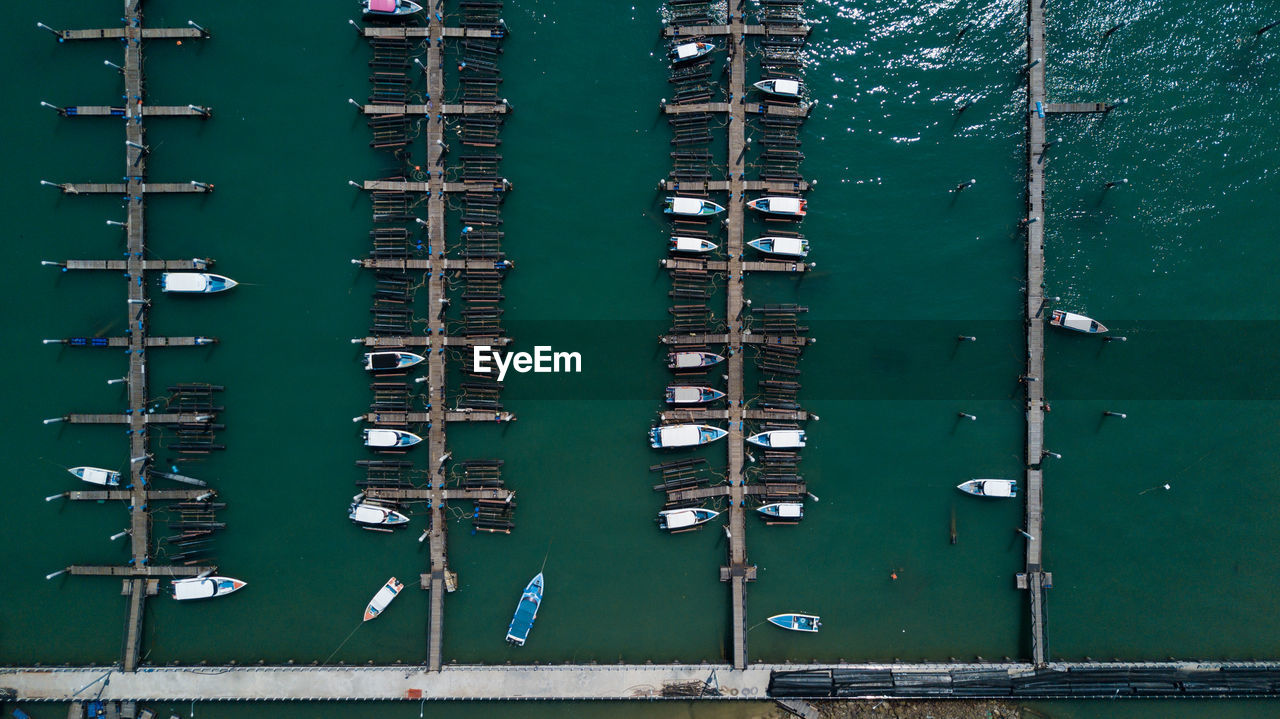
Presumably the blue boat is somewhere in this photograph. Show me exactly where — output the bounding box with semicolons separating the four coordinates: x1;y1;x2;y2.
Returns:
506;572;544;646
768;613;821;633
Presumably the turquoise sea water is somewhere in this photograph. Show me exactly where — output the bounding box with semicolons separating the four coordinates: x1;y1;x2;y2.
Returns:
2;0;1279;716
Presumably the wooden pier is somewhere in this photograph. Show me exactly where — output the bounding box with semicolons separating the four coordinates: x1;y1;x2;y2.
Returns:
44;2;217;673
1021;0;1105;668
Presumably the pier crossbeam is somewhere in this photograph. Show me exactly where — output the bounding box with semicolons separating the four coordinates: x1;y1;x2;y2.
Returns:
361;103;509;116
51;336;215;347
353;335;511;348
57;28;205;41
662;102;810;119
1044;102;1107;114
662;24;811;37
660;409;809;423
664;180;811;193
67;489;212;501
661;259;809;273
63;413;215;425
660;333;810;347
358;258;513;271
363;488;513;502
67;565;212;578
362;410;514;425
59;106;211;118
62;259;210;271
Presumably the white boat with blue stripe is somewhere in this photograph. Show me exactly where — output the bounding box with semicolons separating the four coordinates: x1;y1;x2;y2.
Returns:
363;428;422;449
665;385;726;404
161;272;237;294
364;351;426;372
957;479;1017;498
768;613;821;632
658;507;719;531
650;424;728;448
746;430;806;448
665;196;724;216
668;351;724;369
172;575;246;601
757;502;804;521
748;236;809;258
68;466;120;487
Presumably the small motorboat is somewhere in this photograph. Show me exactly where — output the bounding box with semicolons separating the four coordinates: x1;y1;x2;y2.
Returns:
68;466;120;487
649;424;728;448
754;78;803;98
665;385;726;404
747;196;807;218
957;479;1018;498
757;502;804;521
665;196;725;216
363;351;426;372
670;41;714;63
349;501;410;526
748;236;809;258
363;428;423;449
669;236;718;254
506;572;544;645
1049;309;1108;334
364;576;404;621
668;351;724;369
363;0;423;17
161;272;237;293
658;507;720;531
746;430;806;448
172;576;246;601
768;613;821;632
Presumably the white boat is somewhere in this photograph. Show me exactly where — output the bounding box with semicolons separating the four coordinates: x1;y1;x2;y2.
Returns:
748;236;809;258
1049;310;1107;334
161;272;237;293
658;507;720;530
669;236;718;253
754;78;802;98
363;0;423;17
957;479;1018;498
665;385;726;404
668;351;724;369
746;430;806;448
649;424;728;448
349;502;410;526
363;428;423;449
757;502;804;521
768;613;820;632
670;41;714;63
664;196;725;216
747;196;807;217
67;466;120;487
364;351;426;372
364;576;404;621
172;576;246;601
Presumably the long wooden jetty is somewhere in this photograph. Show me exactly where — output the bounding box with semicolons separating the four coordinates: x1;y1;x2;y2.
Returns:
41;2;220;673
1020;0;1106;668
355;2;513;671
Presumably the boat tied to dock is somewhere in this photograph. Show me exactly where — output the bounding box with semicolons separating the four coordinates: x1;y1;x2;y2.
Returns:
757;502;804;521
1049;309;1108;334
668;351;724;369
768;613;821;632
746;430;806;449
665;385;726;404
665;196;725;216
659;507;720;531
362;0;423;18
753;78;803;99
956;479;1018;499
160;272;237;294
67;466;120;487
363;350;426;372
650;424;728;448
363;428;423;449
748;236;809;258
746;196;807;218
172;576;246;601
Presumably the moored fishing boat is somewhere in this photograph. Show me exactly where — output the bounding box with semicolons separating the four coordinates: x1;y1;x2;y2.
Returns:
1049;310;1108;334
669;236;718;253
161;272;237;293
668;351;724;369
363;0;423;17
649;424;728;448
957;479;1017;498
363;351;426;372
768;613;821;632
664;196;725;216
67;466;120;487
349;500;410;526
747;236;809;257
658;507;720;531
754;78;802;98
364;576;404;621
363;428;423;449
757;502;804;521
747;196;807;217
746;429;806;448
665;385;726;404
670;41;714;63
506;572;544;645
172;576;246;601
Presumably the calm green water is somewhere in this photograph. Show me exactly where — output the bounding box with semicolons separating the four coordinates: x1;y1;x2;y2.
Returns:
2;0;1280;716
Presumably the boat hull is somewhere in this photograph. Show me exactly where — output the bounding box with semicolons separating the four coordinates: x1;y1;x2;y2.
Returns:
506;573;544;645
767;613;821;632
172;576;246;601
957;479;1017;498
364;577;405;621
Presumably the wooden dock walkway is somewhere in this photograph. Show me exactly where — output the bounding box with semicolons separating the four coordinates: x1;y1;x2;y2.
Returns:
361;103;509;116
58;105;211;118
48;5;215;674
661;258;810;273
663;101;811;119
662;24;811;38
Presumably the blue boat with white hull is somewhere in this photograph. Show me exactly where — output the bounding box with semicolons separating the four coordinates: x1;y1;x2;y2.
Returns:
506;572;544;646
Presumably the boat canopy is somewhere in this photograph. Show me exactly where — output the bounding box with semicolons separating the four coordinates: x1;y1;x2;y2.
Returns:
675;43;701;59
773;503;803;518
671;387;703;403
767;197;802;214
76;467;117;485
163;273;209;292
173;577;243;601
1057;311;1102;332
770;237;806;255
774;79;801;95
672;351;710;368
666;510;700;529
365;429;402;447
658;425;701;447
368;353;403;370
980;480;1014;498
671;197;705;214
370;0;397;11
